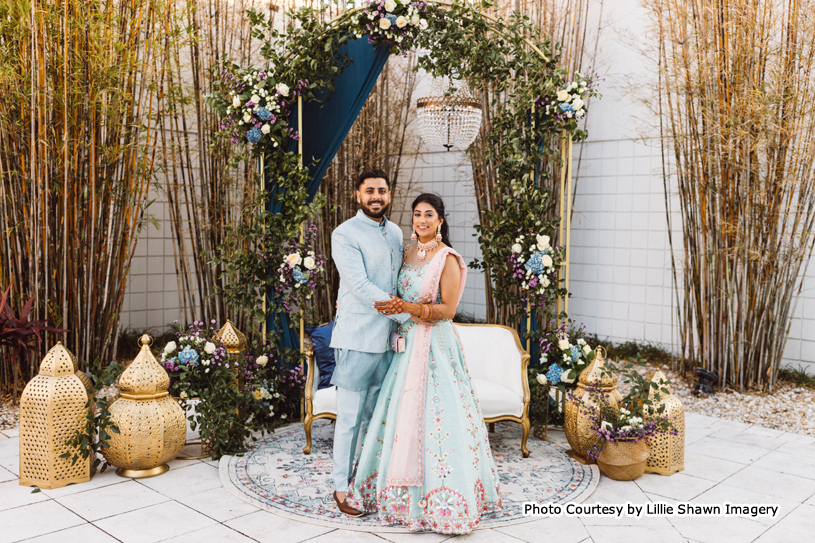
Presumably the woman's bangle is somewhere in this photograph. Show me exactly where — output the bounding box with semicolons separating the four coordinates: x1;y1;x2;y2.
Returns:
422;304;430;320
427;304;434;320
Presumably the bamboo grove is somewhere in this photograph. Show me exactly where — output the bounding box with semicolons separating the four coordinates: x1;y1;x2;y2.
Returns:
0;0;171;393
650;0;815;390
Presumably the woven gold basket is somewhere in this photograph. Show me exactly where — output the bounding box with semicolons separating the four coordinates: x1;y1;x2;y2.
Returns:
103;335;186;478
19;342;91;489
597;439;650;481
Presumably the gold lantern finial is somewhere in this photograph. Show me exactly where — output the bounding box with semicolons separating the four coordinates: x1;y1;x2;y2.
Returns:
103;334;185;478
564;346;623;464
645;369;685;476
215;320;247;351
19;342;91;489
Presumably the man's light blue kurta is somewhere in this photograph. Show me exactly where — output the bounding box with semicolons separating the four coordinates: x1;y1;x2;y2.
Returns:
329;210;411;391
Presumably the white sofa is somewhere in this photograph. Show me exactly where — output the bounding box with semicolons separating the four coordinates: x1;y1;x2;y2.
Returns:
303;323;531;457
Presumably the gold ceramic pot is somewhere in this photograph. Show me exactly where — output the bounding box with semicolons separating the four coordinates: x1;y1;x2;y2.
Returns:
645;370;685;476
564;346;622;463
597;440;650;481
103;335;186;478
19;343;91;489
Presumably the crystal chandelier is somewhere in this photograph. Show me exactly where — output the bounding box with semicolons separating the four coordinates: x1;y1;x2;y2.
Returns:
416;77;482;151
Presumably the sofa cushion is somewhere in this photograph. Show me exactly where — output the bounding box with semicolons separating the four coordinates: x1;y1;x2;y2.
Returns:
313;386;337;416
471;378;523;419
306;321;336;390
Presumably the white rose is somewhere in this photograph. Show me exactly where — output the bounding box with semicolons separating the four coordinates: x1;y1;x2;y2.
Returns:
164;341;177;354
179;391;188;399
285;253;302;267
261;124;271;134
243;113;251;123
583;344;592;355
256;355;269;367
536;373;548;386
601;421;612;431
557;90;570;101
281;414;287;419
541;254;553;267
542;276;550;287
232;95;241;108
384;0;396;11
561;370;576;384
276;83;290;97
511;243;523;253
536;234;550;249
202;360;210;366
576;110;585;119
303;256;316;270
204;342;216;354
540;354;548;363
419;18;428;29
558;339;570;351
396;15;407;28
529;244;536;251
411;13;420;25
573;98;584;110
250;94;260;105
577;338;587;346
379;17;391;29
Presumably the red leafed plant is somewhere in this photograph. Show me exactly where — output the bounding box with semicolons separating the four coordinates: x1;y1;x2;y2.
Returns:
0;286;68;403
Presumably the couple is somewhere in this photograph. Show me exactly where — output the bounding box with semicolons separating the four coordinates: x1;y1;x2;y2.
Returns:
328;169;501;535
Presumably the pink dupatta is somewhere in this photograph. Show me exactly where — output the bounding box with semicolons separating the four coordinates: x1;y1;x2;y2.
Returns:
386;247;467;487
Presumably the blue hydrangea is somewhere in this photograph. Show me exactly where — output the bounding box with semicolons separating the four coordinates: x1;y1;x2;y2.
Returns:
292;267;308;284
246;127;262;143
570;345;582;362
545;364;563;386
177;346;199;366
386;14;397;25
524;251;548;275
559;102;575;113
257;107;272;121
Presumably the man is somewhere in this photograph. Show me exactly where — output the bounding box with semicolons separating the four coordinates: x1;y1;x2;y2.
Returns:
329;169;411;516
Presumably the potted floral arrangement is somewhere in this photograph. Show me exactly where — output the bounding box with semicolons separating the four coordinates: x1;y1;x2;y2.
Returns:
577;361;676;480
528;321;594;433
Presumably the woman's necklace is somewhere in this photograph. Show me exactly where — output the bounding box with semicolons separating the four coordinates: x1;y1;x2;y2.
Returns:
416;237;438;261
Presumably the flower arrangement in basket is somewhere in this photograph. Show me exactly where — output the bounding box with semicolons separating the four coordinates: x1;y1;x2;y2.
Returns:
160;321;231;400
509;230;563;311
274;224;327;311
575;359;677;479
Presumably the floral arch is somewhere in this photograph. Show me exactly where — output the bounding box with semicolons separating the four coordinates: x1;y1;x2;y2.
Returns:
210;0;598;365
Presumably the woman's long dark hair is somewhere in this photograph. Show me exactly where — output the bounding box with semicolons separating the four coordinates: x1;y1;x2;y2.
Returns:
411;193;452;248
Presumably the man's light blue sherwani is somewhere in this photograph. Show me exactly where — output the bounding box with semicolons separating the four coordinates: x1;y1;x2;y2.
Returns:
330;210;411;492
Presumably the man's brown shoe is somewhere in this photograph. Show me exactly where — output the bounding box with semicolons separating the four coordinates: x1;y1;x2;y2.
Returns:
333;491;364;517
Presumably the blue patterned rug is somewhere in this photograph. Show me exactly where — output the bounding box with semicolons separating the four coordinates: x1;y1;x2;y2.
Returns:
219;420;599;532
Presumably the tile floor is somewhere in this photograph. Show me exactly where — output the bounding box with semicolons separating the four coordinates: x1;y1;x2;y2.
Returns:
1;413;814;543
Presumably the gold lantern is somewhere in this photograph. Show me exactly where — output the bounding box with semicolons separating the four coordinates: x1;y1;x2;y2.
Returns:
65;347;93;392
564;346;623;464
103;335;186;478
645;370;685;476
215;320;247;390
19;342;91;489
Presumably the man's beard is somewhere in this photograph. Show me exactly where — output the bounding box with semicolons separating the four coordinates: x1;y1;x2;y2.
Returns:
360;199;390;219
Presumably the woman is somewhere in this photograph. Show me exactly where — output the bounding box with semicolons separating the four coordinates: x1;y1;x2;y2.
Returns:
345;193;502;534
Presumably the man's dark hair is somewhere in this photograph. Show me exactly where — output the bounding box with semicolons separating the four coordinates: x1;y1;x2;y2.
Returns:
356;169;390;190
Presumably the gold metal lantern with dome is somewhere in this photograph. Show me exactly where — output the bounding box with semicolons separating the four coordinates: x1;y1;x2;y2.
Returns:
416;76;483;151
215;320;247;390
563;346;623;463
645;369;685;476
19;342;91;489
103;334;186;478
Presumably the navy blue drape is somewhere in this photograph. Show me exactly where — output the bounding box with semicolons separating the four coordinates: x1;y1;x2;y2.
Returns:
265;37;391;351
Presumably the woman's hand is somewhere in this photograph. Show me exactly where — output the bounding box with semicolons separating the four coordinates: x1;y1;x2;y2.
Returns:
374;294;406;316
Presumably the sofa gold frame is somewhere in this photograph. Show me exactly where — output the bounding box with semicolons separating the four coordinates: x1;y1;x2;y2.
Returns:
302;322;532;457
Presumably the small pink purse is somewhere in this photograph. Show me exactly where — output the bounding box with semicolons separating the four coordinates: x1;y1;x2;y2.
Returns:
390;331;405;353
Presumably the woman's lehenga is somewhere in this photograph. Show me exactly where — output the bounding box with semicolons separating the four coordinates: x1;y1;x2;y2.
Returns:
346;248;502;534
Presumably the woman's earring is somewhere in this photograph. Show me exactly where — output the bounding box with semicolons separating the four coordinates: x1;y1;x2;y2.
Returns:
411;230;418;241
435;225;442;243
